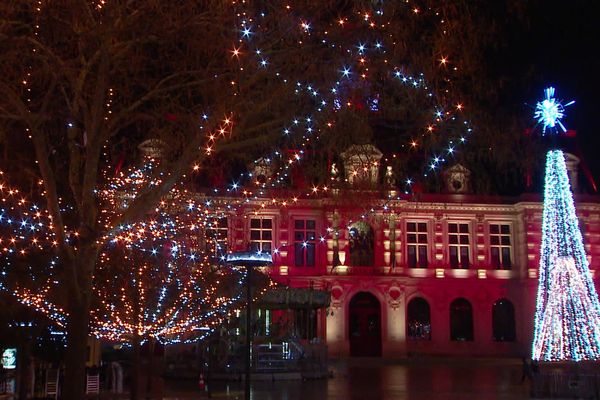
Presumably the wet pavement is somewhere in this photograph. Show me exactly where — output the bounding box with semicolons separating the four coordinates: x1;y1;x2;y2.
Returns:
164;357;530;400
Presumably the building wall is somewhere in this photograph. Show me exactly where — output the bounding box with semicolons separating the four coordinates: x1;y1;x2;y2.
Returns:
225;195;600;358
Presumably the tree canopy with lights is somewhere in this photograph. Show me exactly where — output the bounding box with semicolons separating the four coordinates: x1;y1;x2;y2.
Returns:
0;1;542;398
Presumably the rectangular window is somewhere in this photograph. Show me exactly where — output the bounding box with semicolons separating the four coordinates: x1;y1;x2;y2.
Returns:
406;222;428;268
294;219;316;267
490;224;512;269
206;217;228;258
448;222;470;268
250;218;272;253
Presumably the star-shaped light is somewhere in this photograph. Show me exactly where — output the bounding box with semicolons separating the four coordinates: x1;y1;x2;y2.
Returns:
241;27;252;38
534;87;575;134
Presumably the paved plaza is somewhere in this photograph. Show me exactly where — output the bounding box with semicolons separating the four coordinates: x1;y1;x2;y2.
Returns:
163;357;529;400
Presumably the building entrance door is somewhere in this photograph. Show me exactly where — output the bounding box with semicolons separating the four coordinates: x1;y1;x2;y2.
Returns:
349;292;382;357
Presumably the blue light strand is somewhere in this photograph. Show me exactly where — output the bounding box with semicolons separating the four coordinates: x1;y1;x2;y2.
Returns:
234;4;472;193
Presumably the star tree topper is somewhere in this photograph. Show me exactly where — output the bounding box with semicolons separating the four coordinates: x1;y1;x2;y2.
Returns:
534;86;575;134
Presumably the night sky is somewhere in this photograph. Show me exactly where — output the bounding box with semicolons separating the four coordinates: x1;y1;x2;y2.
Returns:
502;1;600;184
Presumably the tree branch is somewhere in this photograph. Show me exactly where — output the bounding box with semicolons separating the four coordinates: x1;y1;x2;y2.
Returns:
30;131;74;262
107;130;207;234
78;48;110;231
107;73;223;135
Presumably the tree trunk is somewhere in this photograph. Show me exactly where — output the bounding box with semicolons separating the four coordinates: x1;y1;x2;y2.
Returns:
63;297;91;400
146;338;154;400
131;332;141;400
17;335;32;400
62;247;97;400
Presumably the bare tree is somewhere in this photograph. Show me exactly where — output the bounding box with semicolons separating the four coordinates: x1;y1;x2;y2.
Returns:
0;1;548;398
0;1;298;398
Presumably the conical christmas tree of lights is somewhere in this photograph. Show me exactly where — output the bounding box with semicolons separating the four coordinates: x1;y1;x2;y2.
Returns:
532;88;600;361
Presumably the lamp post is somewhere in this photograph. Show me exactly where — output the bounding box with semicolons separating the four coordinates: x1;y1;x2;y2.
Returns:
226;251;272;400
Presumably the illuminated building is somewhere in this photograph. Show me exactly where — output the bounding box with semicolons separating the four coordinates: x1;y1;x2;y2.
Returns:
219;148;600;358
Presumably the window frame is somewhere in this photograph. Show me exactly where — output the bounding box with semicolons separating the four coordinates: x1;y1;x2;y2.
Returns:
249;216;274;253
488;222;513;270
347;221;375;267
447;221;472;269
405;220;430;268
293;218;316;267
206;216;228;258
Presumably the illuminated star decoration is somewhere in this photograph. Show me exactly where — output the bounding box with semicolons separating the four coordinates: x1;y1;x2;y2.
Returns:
534;86;575;134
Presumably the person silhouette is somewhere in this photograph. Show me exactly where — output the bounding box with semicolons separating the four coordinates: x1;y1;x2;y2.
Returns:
520;357;531;383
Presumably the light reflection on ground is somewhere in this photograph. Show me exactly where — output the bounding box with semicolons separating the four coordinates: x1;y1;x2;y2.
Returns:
164;357;529;400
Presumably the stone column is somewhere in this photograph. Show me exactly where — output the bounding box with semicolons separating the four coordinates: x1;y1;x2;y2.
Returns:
431;296;448;352
387;214;396;268
383;284;407;357
326;285;347;357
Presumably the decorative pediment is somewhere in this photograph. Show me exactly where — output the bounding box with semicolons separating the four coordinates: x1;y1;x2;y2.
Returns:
249;157;275;185
443;163;471;194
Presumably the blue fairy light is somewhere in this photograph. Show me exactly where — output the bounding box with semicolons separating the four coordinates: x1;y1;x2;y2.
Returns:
241;27;252;38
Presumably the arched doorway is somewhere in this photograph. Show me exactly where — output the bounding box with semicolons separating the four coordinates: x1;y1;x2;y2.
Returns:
349;292;381;357
492;298;516;341
450;298;473;341
407;297;431;340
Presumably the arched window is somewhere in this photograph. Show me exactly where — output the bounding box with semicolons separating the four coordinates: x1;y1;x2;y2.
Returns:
348;221;374;266
407;297;431;340
492;299;516;342
450;298;473;341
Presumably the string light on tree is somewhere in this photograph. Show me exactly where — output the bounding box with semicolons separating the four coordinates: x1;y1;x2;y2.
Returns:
2;1;485;352
233;2;474;192
1;158;273;345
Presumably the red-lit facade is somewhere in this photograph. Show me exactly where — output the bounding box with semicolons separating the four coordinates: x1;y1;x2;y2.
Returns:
213;148;600;358
221;192;600;358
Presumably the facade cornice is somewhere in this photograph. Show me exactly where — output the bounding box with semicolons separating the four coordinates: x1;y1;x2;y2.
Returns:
181;193;600;214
